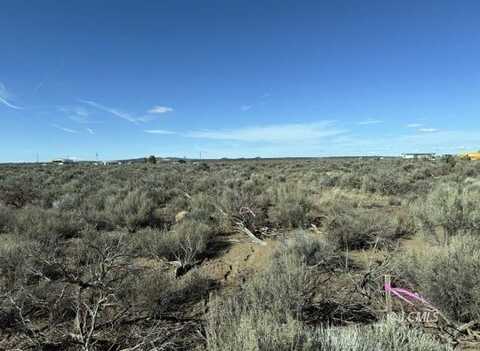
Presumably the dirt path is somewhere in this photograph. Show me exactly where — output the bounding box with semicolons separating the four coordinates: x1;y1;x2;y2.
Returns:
201;234;280;288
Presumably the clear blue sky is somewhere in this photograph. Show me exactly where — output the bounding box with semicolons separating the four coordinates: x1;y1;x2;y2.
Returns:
1;0;480;162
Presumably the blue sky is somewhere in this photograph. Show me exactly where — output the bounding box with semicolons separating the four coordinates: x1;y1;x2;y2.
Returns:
1;0;480;162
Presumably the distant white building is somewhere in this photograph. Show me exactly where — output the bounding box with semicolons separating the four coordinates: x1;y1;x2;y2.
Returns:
401;153;435;160
51;158;75;165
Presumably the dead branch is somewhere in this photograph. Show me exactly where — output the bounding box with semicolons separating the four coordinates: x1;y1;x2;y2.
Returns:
235;222;266;246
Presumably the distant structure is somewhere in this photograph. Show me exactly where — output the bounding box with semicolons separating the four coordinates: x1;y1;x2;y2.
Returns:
401;153;436;160
51;158;75;165
460;151;480;161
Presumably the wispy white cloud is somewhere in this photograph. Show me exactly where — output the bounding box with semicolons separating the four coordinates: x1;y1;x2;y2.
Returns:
405;123;438;134
0;82;23;110
135;115;165;123
418;128;439;133
52;124;78;134
80;100;172;123
86;128;95;135
144;129;176;135
79;99;138;123
0;96;22;110
357;119;383;125
58;105;99;124
69;115;90;123
241;105;252;111
66;106;89;117
148;105;173;114
184;121;347;143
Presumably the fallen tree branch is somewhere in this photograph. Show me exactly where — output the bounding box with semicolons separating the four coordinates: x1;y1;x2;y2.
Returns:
235;222;266;246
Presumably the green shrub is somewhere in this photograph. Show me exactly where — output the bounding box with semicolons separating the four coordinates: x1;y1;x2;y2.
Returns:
151;192;189;226
52;192;81;211
189;193;225;231
361;169;412;196
218;177;270;230
307;316;451;351
0;175;39;208
197;162;210;171
138;269;212;317
318;172;342;188
393;235;480;322
283;230;341;267
324;207;411;250
268;184;312;228
0;234;30;289
138;219;214;267
14;207;86;240
339;172;362;190
207;308;306;351
0;205;14;233
412;182;480;244
105;189;155;231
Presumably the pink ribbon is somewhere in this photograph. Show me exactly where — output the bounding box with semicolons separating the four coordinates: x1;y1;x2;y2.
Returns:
384;282;434;308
